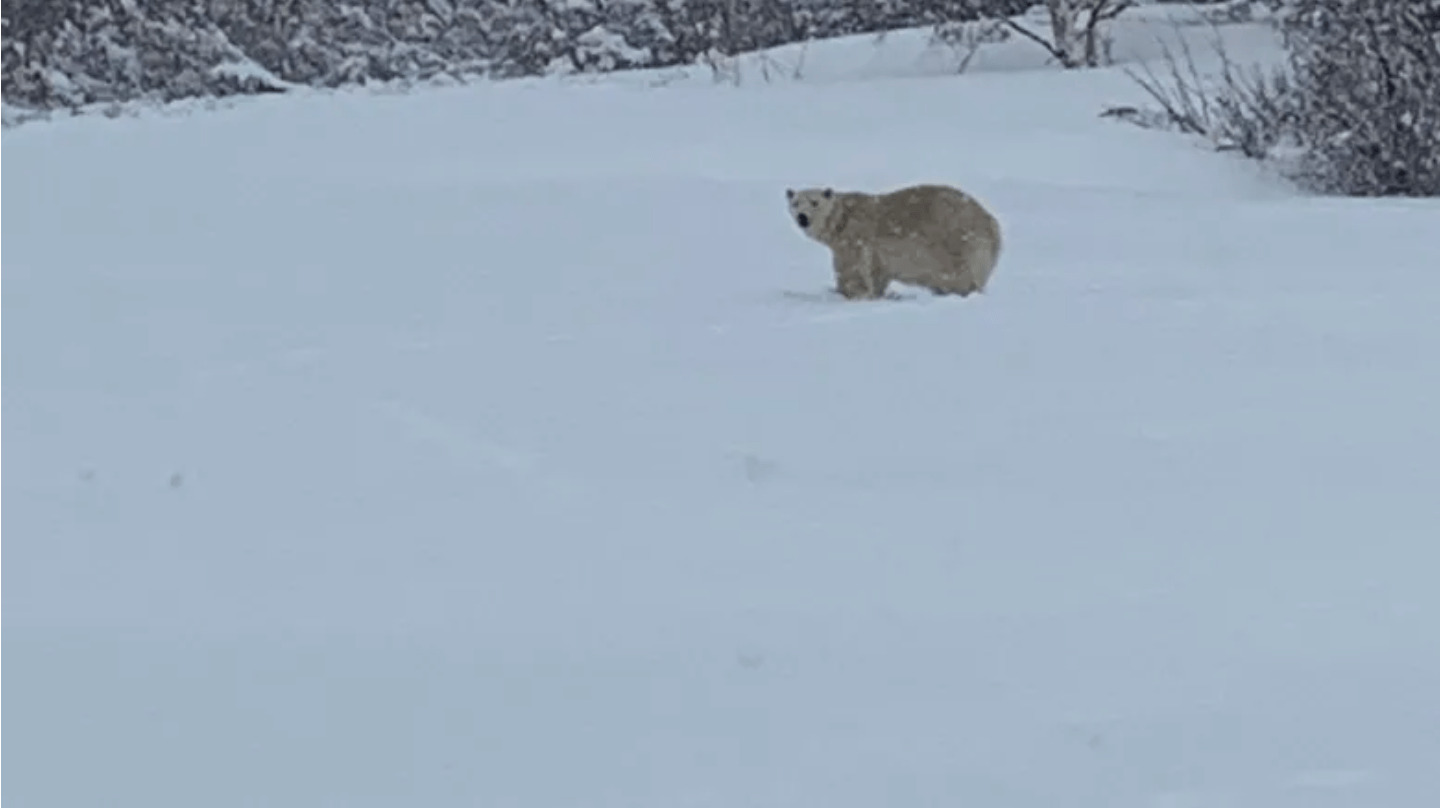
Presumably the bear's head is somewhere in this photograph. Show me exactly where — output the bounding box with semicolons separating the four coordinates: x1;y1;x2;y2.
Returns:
786;187;837;241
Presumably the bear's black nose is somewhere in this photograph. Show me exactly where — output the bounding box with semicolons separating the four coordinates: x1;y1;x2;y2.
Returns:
796;213;810;229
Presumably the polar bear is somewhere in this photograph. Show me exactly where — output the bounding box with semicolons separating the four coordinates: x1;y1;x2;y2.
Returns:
786;183;1003;300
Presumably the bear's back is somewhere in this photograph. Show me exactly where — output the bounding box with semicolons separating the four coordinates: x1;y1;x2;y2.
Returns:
865;185;967;237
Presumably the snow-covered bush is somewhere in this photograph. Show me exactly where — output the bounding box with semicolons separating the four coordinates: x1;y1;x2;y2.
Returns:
1127;0;1439;197
1281;0;1440;196
2;0;1039;113
2;0;287;107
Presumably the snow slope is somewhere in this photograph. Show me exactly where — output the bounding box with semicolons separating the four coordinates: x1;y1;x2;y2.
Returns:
5;17;1440;808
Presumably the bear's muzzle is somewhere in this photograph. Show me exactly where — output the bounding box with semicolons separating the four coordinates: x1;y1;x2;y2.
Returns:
796;213;810;229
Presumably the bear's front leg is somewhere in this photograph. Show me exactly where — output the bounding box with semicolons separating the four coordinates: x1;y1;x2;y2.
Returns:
833;246;887;300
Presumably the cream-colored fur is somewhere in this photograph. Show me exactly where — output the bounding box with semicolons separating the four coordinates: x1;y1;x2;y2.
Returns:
786;183;1003;300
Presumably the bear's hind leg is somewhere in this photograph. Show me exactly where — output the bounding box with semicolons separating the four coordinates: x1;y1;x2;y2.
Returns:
927;271;978;298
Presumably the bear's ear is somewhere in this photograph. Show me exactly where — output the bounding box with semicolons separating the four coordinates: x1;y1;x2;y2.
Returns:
822;188;833;199
786;188;795;200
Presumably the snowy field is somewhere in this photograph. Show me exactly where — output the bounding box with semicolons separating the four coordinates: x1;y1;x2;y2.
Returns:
6;12;1440;808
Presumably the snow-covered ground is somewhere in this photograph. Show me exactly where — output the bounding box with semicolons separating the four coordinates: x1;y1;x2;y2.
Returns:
5;13;1440;808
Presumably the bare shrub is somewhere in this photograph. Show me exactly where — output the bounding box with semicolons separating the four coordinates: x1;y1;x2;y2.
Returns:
1006;0;1136;68
1124;28;1296;159
930;17;1013;74
1118;0;1439;197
